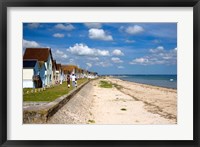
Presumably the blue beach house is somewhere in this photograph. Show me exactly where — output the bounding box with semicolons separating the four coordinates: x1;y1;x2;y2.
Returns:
38;61;47;88
23;48;53;87
23;59;40;88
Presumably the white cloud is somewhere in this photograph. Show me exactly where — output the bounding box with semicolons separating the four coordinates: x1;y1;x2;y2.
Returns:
130;57;149;65
86;63;92;68
125;25;144;35
111;57;123;63
79;34;85;38
57;50;68;59
84;23;102;28
63;58;78;66
97;50;110;56
52;49;68;62
96;61;112;67
152;39;161;44
87;57;99;61
69;59;74;63
149;46;164;53
130;47;177;65
61;54;67;58
88;28;113;41
119;26;125;32
125;39;135;43
55;23;75;31
67;43;110;56
53;33;65;38
23;39;40;49
117;66;124;69
67;33;71;37
27;23;40;29
112;49;124;56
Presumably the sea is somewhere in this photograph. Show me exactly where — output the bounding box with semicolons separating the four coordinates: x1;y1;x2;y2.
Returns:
112;75;177;89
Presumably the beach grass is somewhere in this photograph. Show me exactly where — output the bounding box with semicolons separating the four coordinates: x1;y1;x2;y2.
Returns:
112;83;123;90
99;80;112;88
23;78;88;102
88;119;95;123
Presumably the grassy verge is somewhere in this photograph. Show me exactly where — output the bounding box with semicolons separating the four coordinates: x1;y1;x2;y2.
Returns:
99;80;112;88
23;78;88;102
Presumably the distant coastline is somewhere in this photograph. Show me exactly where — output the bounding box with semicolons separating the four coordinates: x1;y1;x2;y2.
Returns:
105;74;177;89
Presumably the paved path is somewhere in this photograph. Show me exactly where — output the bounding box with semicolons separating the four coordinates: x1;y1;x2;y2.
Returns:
47;81;95;124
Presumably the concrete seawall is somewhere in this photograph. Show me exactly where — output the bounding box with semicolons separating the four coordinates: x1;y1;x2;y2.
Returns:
23;80;90;124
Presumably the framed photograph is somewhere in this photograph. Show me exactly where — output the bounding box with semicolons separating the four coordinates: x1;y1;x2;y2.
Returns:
0;0;199;146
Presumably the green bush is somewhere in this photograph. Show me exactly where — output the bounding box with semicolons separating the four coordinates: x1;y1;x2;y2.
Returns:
99;80;112;88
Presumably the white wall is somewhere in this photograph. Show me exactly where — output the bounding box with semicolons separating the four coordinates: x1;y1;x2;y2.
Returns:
23;69;33;80
23;80;34;88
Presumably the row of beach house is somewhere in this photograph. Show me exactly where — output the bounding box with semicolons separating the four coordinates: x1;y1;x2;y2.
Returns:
23;48;98;88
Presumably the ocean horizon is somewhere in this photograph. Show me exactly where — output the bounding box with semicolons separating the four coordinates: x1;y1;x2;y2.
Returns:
107;74;177;89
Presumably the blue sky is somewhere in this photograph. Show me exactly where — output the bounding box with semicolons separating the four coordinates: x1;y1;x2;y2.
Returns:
23;23;177;75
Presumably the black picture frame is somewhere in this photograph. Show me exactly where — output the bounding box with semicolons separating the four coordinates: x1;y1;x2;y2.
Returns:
0;0;199;146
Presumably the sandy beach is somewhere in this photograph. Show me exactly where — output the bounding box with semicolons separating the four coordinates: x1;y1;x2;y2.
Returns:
47;77;177;124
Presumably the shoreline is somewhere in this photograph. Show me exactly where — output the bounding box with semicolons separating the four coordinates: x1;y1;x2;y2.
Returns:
106;77;177;121
108;75;177;90
108;76;177;92
48;77;177;124
114;77;177;90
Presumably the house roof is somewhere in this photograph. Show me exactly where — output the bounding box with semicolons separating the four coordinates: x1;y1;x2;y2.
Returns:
23;59;38;68
52;60;57;69
56;63;61;70
23;48;53;62
62;65;78;74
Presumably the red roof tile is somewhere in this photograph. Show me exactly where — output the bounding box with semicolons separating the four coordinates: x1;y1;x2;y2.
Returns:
23;48;53;61
52;60;57;70
62;65;78;74
56;63;62;70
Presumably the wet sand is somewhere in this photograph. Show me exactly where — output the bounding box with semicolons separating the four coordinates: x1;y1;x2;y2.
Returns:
47;77;177;124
